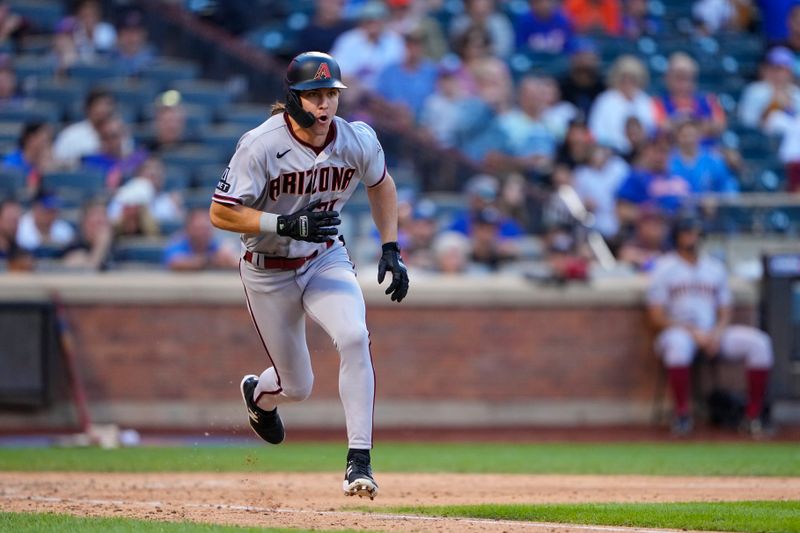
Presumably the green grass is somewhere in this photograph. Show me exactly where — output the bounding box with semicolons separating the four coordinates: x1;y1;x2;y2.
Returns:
384;501;800;533
0;442;798;476
0;511;361;533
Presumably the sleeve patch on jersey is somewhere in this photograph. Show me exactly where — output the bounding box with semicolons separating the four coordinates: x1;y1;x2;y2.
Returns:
216;166;232;193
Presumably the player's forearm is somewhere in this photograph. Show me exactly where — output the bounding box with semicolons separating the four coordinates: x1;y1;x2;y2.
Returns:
647;305;674;331
209;202;278;235
366;175;399;245
713;306;733;332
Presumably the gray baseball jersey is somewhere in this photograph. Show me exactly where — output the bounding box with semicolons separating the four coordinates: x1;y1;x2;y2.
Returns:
647;252;731;331
212;113;386;257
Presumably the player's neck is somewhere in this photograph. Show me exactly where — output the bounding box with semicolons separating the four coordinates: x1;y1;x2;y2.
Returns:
287;114;330;148
677;249;698;264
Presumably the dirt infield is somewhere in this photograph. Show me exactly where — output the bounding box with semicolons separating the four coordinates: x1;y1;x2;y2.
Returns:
1;473;798;532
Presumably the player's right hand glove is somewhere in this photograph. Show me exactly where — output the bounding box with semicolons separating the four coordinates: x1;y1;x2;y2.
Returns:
277;199;341;243
377;241;409;303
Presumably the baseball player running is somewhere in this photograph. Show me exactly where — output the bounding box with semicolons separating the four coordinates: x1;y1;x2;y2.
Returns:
209;52;409;499
647;215;773;437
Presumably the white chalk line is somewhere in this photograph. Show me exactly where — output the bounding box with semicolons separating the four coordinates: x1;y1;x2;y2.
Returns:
0;492;696;533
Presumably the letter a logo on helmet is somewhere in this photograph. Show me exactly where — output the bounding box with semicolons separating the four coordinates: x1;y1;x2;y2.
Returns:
314;63;331;81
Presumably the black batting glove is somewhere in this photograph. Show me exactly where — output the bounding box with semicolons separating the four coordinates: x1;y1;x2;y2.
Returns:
277;199;341;243
377;241;409;303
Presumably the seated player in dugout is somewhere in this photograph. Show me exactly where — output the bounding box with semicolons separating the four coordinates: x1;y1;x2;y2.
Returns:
646;215;773;438
209;52;409;500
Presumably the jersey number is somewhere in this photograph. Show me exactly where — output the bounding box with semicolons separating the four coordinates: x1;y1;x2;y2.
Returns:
217;167;231;193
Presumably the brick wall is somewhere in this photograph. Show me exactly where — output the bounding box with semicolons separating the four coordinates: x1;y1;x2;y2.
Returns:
65;303;755;408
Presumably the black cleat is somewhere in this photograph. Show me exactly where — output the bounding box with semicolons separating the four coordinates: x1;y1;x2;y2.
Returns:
240;374;284;444
342;449;378;499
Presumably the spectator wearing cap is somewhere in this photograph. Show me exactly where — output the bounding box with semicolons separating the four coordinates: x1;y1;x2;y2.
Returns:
385;0;448;60
469;207;520;271
375;26;439;124
164;208;238;271
81;115;148;189
431;231;472;274
652;53;727;141
419;58;469;148
514;0;575;55
53;88;118;164
617;206;668;271
450;0;514;59
294;0;353;55
621;0;661;38
108;156;185;228
559;38;606;118
589;55;655;154
669;119;738;196
16;191;76;253
330;1;405;93
147;92;190;154
0;199;32;271
61;200;113;271
404;198;439;271
573;143;630;238
616;132;692;228
450;175;524;239
738;47;800;130
563;0;623;36
70;0;116;61
111;10;156;76
2;122;54;192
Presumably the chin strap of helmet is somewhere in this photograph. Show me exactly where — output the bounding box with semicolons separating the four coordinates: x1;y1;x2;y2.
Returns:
286;89;315;129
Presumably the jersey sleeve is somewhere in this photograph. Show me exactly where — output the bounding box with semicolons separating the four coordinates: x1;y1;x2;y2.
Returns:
715;263;733;307
646;260;669;306
351;121;387;188
211;134;267;207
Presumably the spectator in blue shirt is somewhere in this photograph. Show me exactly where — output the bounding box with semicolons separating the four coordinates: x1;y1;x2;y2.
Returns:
514;0;575;55
669;120;739;195
758;0;800;44
616;132;692;227
81;115;148;189
375;26;439;122
2;122;54;190
164;209;237;271
450;174;524;239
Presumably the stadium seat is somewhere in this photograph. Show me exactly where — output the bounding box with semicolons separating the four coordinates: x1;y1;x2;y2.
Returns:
139;58;200;90
8;0;64;32
183;188;213;210
162;165;192;192
0;101;60;124
11;54;56;82
67;63;125;84
161;144;225;174
197;124;241;159
0;122;22;144
30;79;87;121
113;238;168;265
223;104;268;130
193;163;224;190
101;78;160;118
0;167;25;199
41;169;107;201
171;80;233;115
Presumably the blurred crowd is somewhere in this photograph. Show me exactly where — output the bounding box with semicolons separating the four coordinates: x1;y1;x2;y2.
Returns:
1;0;799;278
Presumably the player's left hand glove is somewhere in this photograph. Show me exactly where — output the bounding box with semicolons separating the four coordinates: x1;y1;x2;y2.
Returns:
377;241;409;303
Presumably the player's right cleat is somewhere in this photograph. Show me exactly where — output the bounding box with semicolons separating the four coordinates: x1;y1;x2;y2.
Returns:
240;374;285;444
342;449;378;500
670;414;693;437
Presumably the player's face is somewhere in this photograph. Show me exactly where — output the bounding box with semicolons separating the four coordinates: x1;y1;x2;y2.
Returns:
299;88;339;134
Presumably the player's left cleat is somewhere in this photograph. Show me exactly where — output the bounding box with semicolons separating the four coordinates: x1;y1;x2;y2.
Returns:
739;417;775;440
342;449;378;500
240;374;285;444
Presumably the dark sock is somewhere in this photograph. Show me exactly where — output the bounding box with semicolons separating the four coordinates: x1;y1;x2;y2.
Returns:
347;448;370;461
668;366;691;417
746;369;769;420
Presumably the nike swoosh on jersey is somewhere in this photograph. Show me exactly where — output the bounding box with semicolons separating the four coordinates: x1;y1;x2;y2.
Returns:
277;149;291;159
